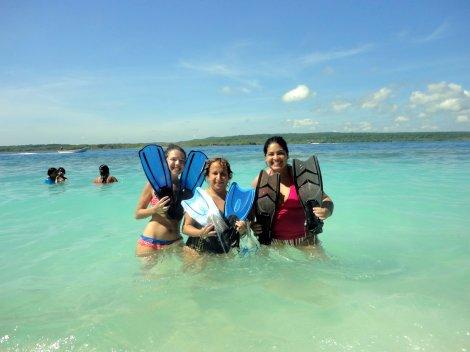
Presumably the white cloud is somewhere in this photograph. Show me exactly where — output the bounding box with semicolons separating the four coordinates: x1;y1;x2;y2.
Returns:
438;98;461;111
287;119;319;128
359;122;373;131
395;116;409;123
221;86;232;94
221;85;253;95
331;100;352;112
456;115;469;123
448;83;462;92
300;44;372;66
362;87;392;109
343;121;373;132
0;76;99;125
409;82;470;115
395;29;409;39
410;91;430;105
322;66;335;75
282;85;313;103
179;61;239;77
421;124;438;131
419;21;450;43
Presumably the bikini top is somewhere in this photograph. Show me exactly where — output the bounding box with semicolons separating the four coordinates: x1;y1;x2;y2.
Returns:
150;194;158;206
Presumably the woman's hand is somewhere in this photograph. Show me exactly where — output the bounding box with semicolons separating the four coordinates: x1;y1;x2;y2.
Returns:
235;220;248;235
313;196;334;220
199;224;217;238
312;206;331;220
150;196;171;216
250;222;263;235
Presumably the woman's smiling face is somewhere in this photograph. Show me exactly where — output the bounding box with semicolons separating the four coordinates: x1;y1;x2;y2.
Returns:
206;161;229;192
265;142;288;173
166;149;186;176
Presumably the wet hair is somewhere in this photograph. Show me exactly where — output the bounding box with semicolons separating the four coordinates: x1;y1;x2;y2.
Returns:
47;167;57;177
204;157;233;180
263;136;289;156
99;164;109;175
165;144;186;160
99;164;110;183
56;166;67;180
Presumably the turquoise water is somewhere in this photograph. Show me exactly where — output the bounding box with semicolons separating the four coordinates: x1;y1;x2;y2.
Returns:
1;142;469;351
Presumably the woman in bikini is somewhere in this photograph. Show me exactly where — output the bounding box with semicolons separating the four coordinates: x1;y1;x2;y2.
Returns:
134;144;186;257
251;136;334;246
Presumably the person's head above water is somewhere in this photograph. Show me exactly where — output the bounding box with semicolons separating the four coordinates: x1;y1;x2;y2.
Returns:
263;136;289;157
204;157;233;193
263;136;290;174
95;164;117;184
99;164;109;176
165;144;186;159
165;144;186;176
204;157;233;179
55;167;67;181
47;167;57;177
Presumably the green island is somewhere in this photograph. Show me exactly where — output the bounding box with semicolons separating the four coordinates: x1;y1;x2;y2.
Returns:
1;132;469;153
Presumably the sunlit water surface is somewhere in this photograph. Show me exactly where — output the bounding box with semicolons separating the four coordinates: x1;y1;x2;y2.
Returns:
0;142;469;351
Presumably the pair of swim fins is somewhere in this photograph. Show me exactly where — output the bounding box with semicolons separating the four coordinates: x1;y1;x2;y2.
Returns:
182;183;255;253
138;144;208;219
254;155;323;245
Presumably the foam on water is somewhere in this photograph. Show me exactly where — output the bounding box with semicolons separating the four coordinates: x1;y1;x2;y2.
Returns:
0;142;469;351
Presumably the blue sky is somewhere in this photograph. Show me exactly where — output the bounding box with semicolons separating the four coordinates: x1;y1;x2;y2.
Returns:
1;0;469;145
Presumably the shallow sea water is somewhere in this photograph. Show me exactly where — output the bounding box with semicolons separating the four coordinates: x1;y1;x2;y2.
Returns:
0;142;469;351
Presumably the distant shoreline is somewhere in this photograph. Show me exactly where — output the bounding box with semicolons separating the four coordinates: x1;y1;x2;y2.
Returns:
1;132;469;153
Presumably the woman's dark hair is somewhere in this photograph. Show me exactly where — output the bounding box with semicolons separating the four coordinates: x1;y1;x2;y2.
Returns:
57;167;66;174
47;167;57;177
204;157;233;180
165;144;186;160
263;136;289;156
99;164;110;183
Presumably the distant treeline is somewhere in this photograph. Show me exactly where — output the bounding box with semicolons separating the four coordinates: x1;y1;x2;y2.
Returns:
1;132;469;152
180;132;470;146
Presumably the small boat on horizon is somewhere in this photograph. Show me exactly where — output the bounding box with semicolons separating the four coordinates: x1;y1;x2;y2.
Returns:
58;147;88;154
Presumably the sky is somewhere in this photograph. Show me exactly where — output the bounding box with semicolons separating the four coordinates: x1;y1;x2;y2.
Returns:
1;0;470;145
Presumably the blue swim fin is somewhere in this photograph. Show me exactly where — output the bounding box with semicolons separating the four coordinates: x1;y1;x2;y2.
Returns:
181;187;211;226
167;150;208;219
222;182;255;250
225;182;255;221
182;187;230;254
138;144;173;200
179;150;208;200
